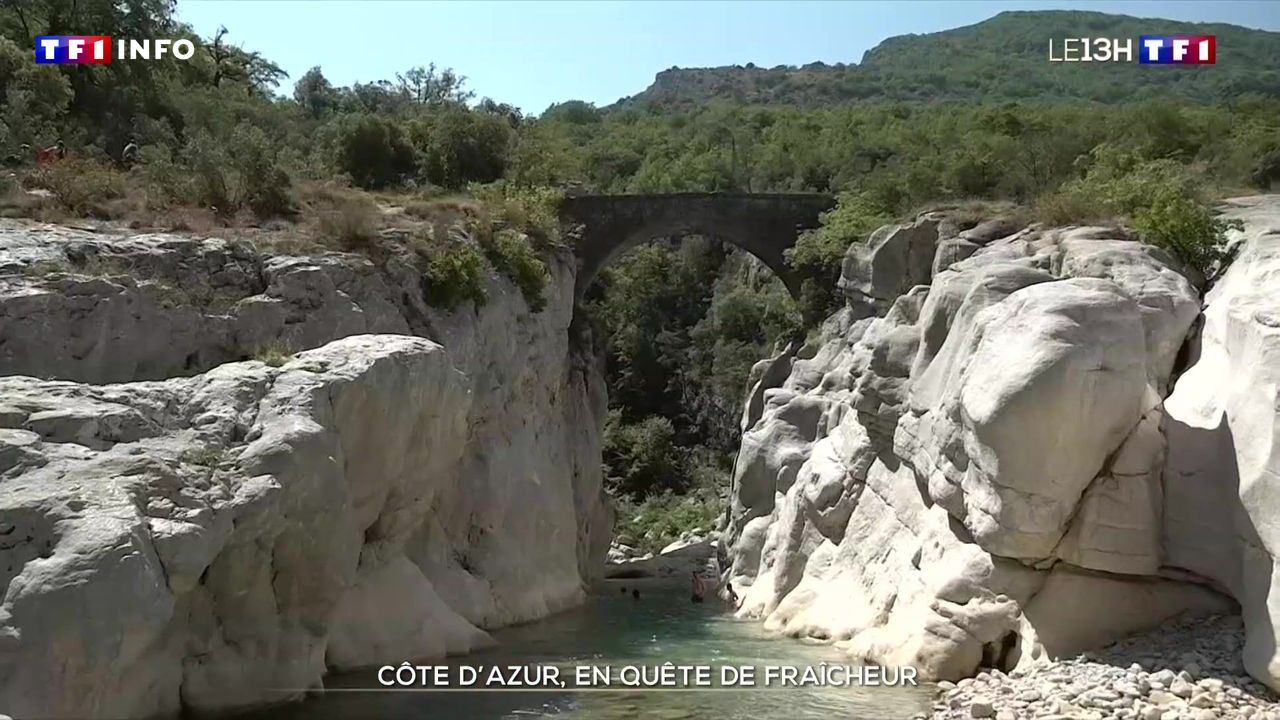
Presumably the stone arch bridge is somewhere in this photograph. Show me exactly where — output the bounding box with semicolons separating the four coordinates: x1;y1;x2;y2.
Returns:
560;193;836;299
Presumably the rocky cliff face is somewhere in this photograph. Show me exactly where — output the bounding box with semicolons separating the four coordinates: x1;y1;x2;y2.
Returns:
0;220;612;718
723;197;1280;689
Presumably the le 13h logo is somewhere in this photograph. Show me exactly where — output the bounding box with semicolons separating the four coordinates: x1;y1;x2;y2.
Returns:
35;36;196;64
1048;35;1216;64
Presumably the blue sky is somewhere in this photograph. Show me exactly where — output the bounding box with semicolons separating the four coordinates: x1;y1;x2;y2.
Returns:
175;1;1280;114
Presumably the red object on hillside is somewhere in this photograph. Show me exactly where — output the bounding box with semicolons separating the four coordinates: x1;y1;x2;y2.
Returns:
35;145;64;166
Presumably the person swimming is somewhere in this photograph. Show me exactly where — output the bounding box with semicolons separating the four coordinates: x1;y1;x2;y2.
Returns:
725;581;739;608
691;571;706;603
632;588;640;600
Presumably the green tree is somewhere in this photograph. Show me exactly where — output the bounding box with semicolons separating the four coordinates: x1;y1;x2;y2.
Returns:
396;64;472;105
334;114;417;189
602;413;687;497
415;105;511;189
0;37;71;148
294;66;339;120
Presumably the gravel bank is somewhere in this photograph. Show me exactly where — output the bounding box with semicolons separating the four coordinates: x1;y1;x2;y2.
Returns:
926;614;1280;720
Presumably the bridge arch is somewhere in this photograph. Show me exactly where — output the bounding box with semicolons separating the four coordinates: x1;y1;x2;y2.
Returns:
561;193;836;300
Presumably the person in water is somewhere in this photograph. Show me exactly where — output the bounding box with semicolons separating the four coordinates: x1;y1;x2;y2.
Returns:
725;581;739;608
691;571;706;603
632;588;640;600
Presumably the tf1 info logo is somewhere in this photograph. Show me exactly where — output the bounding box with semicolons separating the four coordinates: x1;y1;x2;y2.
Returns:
35;35;196;64
1048;35;1216;64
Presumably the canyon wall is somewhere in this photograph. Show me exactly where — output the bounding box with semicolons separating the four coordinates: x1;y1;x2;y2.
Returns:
0;220;612;718
722;196;1280;689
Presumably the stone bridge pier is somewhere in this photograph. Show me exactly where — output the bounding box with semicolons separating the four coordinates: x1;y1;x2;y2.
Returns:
560;192;836;300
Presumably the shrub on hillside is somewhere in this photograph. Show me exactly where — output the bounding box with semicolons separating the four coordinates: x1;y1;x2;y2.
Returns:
1134;192;1243;279
1035;147;1235;276
686;282;802;444
611;448;727;553
412;230;488;310
481;228;548;311
0;37;72;148
1251;150;1280;190
613;488;721;555
25;158;125;215
183;133;233;214
228;125;295;219
253;340;294;367
138;145;193;209
318;193;381;251
403;194;484;222
243;164;294;219
471;181;563;247
602;412;687;498
137;129;295;220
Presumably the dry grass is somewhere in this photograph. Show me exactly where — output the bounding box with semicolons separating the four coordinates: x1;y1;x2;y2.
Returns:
1;173;550;316
181;446;227;467
121;203;225;234
253;340;294;367
23;159;126;214
402;194;486;223
0;189;63;221
2;168;512;255
0;164;240;234
316;194;381;251
1032;190;1115;227
914;198;1034;230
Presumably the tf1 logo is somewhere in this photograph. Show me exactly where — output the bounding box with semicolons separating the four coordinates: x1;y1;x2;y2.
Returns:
35;35;196;64
1139;35;1216;65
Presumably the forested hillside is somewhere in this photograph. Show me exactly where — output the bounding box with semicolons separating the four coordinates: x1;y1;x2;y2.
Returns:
1;1;1278;551
621;10;1280;109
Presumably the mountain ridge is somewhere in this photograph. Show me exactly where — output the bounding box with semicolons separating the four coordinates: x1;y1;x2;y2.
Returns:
611;10;1280;109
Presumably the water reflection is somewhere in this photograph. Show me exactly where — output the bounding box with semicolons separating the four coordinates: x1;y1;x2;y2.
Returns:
245;578;932;720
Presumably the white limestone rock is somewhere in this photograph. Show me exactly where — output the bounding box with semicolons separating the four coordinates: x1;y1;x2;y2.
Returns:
839;215;942;307
1162;195;1280;692
724;209;1228;684
0;222;612;717
604;537;716;579
0;333;608;717
1054;389;1166;575
326;555;496;669
0;220;409;383
910;277;1150;560
1056;228;1200;391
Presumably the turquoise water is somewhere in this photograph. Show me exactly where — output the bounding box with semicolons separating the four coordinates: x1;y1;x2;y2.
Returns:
247;578;932;720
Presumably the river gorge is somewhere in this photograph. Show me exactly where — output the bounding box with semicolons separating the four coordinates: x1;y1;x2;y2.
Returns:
2;194;1280;720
